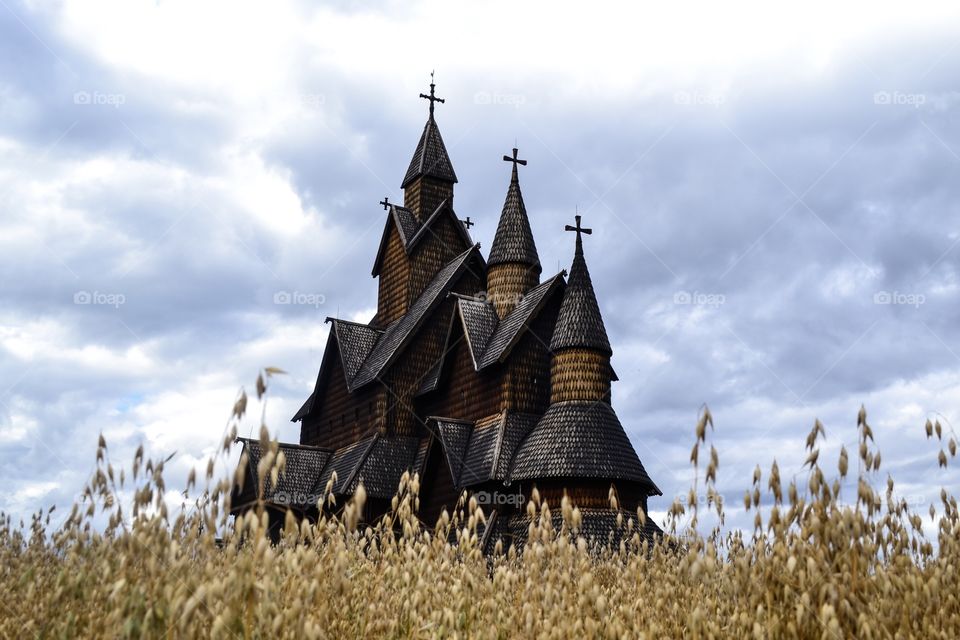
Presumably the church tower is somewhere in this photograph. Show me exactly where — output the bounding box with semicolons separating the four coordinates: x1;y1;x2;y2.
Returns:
510;215;658;511
548;215;612;404
486;148;541;318
401;74;457;221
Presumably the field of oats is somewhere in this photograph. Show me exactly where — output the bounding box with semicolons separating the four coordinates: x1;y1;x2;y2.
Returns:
1;404;958;639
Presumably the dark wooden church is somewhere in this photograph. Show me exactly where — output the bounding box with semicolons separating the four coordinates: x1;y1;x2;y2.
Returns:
232;78;662;550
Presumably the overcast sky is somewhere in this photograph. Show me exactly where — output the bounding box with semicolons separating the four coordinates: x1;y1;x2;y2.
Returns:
1;0;959;532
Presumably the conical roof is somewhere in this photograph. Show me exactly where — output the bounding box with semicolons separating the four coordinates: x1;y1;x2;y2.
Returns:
401;116;458;188
549;231;611;354
487;162;541;271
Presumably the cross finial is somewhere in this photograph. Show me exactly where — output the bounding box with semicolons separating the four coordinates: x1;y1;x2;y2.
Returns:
419;70;445;118
564;214;592;240
379;196;390;211
461;216;475;229
502;147;527;168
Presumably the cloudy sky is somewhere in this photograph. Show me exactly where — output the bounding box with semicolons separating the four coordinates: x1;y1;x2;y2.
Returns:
2;0;959;532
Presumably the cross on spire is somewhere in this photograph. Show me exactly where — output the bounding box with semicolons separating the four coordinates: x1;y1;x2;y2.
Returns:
419;71;445;118
564;214;592;240
461;216;475;229
379;196;390;210
502;147;527;168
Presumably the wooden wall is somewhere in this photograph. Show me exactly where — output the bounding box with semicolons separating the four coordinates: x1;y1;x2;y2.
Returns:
550;348;612;404
300;352;384;450
376;223;411;328
404;176;454;223
486;262;539;318
417;322;503;421
500;291;561;414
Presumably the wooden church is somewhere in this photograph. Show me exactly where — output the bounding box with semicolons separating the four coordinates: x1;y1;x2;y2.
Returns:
232;78;662;550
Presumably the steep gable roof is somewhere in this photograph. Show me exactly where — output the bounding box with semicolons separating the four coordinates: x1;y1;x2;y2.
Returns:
432;417;474;485
352;244;485;388
414;273;565;397
349;435;422;499
550;233;612;355
458;411;538;488
232;438;333;511
314;433;378;497
454;295;498;368
477;273;565;368
329;319;383;383
401;116;458;188
371;201;474;277
291;319;383;422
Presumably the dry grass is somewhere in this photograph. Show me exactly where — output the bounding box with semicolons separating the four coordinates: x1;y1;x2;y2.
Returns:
1;393;958;638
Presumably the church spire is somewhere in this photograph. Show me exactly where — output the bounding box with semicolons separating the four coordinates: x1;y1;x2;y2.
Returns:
401;73;458;191
485;147;541;317
488;148;541;271
550;215;612;355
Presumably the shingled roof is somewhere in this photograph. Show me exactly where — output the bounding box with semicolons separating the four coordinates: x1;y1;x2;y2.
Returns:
371;201;474;277
292;319;383;422
401;116;458;188
433;418;473;485
509;401;660;493
549;232;612;355
233;438;333;511
454;295;498;368
418;273;565;395
314;434;377;497
488;162;540;271
458;412;539;487
476;273;564;368
328;319;382;384
494;508;664;554
353;244;484;388
349;435;422;499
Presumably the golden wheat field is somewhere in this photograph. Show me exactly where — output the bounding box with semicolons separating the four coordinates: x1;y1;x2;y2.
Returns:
1;404;958;639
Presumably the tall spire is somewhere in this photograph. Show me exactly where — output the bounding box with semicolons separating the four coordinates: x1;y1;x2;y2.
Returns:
401;73;457;189
550;214;612;355
487;148;540;271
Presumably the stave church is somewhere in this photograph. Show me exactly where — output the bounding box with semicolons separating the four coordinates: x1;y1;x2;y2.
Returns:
231;77;662;550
